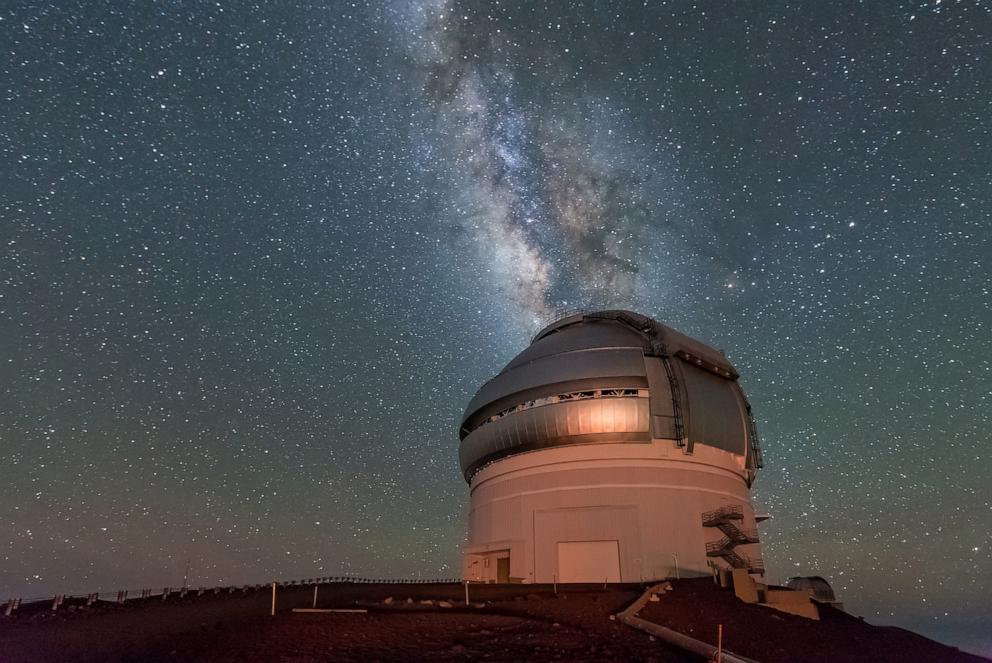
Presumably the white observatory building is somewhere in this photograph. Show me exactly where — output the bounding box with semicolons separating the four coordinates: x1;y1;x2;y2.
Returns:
458;310;765;584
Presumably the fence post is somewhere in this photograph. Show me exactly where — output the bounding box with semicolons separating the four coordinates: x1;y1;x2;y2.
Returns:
162;588;169;601
270;582;276;616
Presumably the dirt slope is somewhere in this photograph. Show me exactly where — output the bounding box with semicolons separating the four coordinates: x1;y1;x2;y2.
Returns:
639;578;987;663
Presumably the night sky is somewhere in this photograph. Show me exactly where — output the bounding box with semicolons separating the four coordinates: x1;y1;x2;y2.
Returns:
2;0;990;655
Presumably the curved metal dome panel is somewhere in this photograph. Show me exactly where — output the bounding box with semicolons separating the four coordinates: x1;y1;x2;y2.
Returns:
679;362;749;456
503;319;649;371
462;348;648;432
536;310;738;378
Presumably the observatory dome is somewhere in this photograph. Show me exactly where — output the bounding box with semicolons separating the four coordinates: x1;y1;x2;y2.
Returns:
458;310;767;585
785;576;838;603
459;309;762;482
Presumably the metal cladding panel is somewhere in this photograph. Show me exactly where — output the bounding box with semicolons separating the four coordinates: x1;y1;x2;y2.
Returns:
680;361;747;455
461;348;648;429
643;356;677;439
504;320;648;371
459;397;650;478
655;325;737;377
537;310;738;377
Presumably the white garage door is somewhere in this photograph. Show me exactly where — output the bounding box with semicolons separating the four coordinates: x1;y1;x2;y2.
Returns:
557;540;621;583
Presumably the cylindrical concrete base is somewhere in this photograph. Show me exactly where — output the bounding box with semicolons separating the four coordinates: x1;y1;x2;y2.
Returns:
462;440;763;584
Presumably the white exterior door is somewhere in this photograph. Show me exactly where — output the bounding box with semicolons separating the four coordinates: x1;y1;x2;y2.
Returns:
557;540;621;583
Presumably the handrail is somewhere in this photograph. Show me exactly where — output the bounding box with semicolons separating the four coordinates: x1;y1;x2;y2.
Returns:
706;538;732;554
1;577;466;612
701;504;744;525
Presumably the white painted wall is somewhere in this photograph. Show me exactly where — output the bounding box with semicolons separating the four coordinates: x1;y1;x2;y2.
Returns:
462;440;763;583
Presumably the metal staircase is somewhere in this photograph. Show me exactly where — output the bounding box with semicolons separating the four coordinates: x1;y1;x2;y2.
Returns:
702;505;763;574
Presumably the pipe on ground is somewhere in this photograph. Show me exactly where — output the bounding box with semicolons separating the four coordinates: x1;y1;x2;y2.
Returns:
616;582;761;663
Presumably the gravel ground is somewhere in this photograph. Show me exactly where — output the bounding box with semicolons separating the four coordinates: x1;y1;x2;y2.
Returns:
0;583;697;663
4;579;983;663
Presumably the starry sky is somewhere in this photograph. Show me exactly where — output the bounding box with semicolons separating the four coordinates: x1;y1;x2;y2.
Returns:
1;0;990;655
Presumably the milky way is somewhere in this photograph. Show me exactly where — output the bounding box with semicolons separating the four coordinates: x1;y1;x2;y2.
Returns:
1;0;990;655
401;2;690;324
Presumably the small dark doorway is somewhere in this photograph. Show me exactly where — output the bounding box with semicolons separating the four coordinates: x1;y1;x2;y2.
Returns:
497;557;510;583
